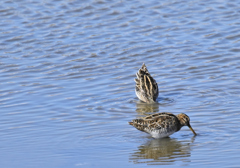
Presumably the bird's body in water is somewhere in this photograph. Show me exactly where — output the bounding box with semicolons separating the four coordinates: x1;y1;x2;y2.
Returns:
135;63;159;103
129;113;197;139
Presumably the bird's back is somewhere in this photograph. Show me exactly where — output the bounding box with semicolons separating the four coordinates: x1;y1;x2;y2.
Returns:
129;113;181;138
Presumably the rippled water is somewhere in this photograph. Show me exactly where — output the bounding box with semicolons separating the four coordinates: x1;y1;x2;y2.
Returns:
1;0;240;167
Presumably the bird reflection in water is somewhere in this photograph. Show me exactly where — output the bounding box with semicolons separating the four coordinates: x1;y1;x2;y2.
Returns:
135;102;160;114
135;98;174;115
129;137;195;165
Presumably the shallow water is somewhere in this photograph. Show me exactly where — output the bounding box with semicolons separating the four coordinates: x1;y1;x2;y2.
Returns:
1;0;240;167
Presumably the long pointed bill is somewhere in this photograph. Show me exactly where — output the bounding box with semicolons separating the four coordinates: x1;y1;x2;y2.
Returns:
188;125;197;136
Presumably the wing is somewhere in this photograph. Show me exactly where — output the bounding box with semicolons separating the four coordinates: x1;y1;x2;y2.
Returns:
143;112;176;120
147;115;178;131
129;118;152;132
129;113;179;134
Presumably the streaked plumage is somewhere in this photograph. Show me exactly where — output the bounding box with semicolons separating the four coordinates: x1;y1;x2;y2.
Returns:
135;63;158;103
129;113;197;138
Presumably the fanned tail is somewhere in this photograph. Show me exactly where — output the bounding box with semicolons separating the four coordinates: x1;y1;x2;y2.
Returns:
134;63;159;103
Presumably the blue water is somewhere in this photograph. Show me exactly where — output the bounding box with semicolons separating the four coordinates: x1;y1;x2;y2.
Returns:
0;0;240;167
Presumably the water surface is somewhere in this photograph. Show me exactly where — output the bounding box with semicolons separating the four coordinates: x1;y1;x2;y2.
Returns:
0;0;240;167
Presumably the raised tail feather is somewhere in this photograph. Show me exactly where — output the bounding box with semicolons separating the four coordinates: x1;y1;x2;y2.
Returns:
134;63;159;103
135;63;148;85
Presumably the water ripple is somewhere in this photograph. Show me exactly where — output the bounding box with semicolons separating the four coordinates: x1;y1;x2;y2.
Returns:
0;0;240;167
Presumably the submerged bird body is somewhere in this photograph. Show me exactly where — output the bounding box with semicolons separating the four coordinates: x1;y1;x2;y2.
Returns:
129;113;197;138
135;63;159;103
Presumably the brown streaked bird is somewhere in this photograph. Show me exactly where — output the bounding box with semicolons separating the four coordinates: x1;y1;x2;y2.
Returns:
129;113;197;138
134;63;159;103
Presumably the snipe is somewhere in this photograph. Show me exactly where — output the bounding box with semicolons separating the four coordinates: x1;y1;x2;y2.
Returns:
129;112;197;138
135;63;158;103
